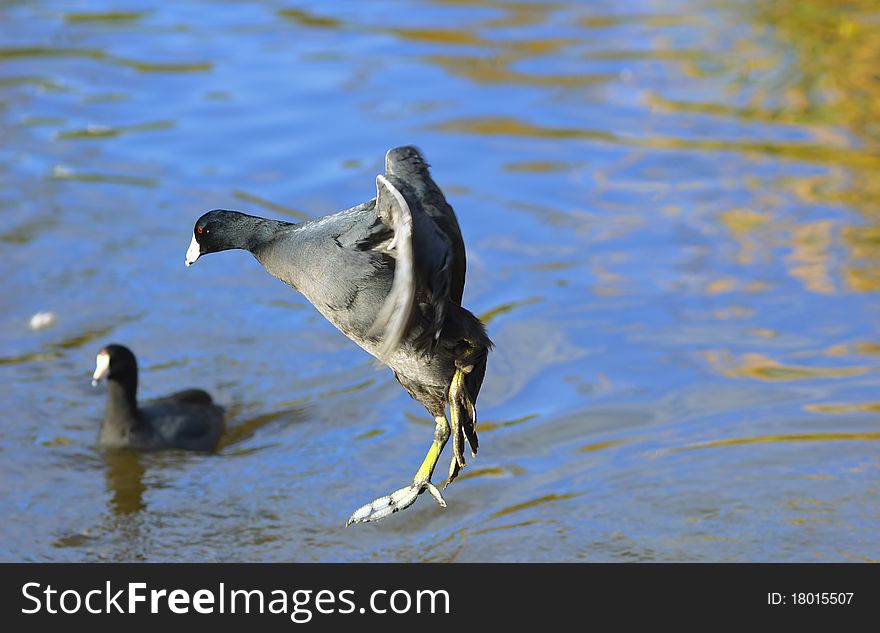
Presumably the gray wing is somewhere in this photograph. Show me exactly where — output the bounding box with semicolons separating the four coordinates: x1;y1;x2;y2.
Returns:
366;173;453;361
384;146;465;303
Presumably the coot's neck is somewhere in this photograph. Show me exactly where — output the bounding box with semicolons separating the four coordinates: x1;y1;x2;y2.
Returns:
228;213;296;253
102;376;141;433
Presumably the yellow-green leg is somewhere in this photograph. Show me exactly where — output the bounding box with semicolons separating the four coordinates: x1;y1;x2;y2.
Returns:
414;415;451;485
346;415;450;525
346;367;477;526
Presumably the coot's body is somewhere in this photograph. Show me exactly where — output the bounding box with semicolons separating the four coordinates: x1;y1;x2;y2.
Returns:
186;146;490;523
93;344;224;451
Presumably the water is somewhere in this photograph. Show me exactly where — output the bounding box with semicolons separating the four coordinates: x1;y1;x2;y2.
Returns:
1;0;878;562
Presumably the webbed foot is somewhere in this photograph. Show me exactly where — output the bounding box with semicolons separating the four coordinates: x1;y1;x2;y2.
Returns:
346;415;451;526
346;481;446;526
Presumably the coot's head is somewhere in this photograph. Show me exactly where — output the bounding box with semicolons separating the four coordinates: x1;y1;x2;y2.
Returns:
385;145;429;178
92;344;137;387
185;209;250;267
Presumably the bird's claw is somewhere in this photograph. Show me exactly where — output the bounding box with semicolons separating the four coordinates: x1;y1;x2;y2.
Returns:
446;425;467;487
445;367;477;487
346;481;446;526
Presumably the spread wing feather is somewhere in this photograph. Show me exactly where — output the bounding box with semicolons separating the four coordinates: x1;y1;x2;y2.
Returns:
366;175;416;360
366;173;454;362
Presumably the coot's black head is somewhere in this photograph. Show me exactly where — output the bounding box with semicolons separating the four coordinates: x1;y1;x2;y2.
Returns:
92;344;138;388
185;209;252;267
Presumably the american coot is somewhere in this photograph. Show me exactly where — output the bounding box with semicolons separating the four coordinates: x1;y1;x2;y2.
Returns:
185;146;491;524
92;344;224;451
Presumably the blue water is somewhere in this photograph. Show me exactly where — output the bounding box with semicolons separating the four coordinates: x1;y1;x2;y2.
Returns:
1;0;878;562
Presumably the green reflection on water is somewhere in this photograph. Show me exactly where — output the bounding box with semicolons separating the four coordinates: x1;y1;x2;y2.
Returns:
63;11;150;23
489;492;580;519
50;166;158;187
56;120;174;140
233;190;311;221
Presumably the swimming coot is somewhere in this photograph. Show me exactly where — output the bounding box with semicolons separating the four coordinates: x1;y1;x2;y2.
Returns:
185;146;491;524
92;344;224;451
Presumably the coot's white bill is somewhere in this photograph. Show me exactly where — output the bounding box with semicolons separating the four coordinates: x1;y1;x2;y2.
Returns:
92;350;110;386
185;234;201;267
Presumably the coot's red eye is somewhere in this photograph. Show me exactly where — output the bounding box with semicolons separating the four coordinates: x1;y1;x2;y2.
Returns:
197;226;203;234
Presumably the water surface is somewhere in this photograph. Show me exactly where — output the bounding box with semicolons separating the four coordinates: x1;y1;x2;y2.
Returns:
1;0;878;562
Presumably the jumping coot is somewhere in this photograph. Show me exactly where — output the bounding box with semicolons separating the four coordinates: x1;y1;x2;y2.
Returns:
92;344;224;451
185;146;491;524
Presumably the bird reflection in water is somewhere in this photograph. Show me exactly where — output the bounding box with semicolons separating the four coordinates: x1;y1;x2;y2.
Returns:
103;450;147;516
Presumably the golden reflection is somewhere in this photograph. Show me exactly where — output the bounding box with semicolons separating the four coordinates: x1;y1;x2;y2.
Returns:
275;0;880;311
843;226;880;291
649;0;880;209
718;208;768;265
851;341;880;355
834;550;879;563
842;226;880;259
583;13;704;28
218;406;305;450
56;120;174;140
353;428;384;440
0;350;63;365
705;350;868;381
426;54;613;88
745;1;880;288
63;11;148;23
276;7;342;28
317;378;375;399
823;341;880;357
435;0;559;30
845;266;880;292
51;324;119;350
578;438;629;453
590;258;627;296
0;47;212;73
384;29;483;46
752;0;880;147
417;0;880;296
676;432;880;452
233;190;311;221
432;115;880;171
489;492;579;519
747;327;777;338
504;161;577;173
471;519;545;537
455;464;527;482
476;413;538;432
705;277;738;295
805;402;880;414
40;436;73;446
712;305;753;320
718;208;768;235
0;75;65;90
271;0;880;240
50;166;157;187
786;221;836;294
479;297;541;325
20;116;66;126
